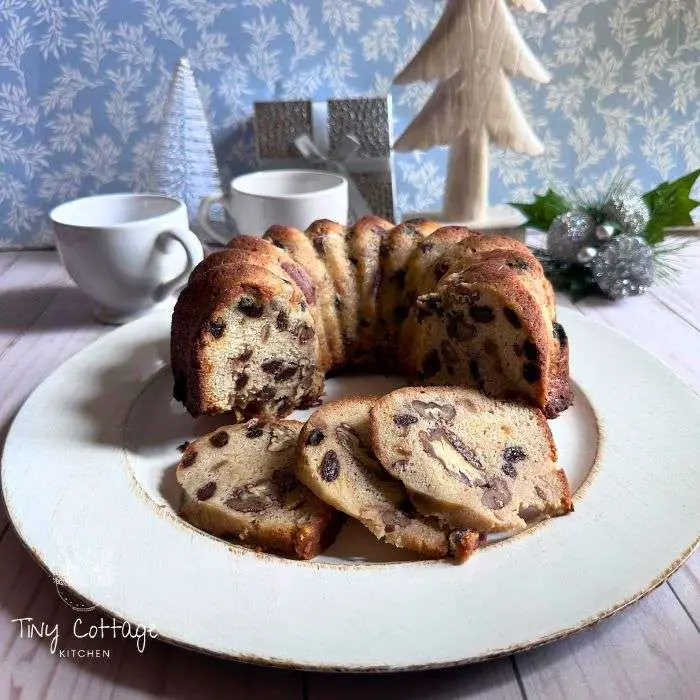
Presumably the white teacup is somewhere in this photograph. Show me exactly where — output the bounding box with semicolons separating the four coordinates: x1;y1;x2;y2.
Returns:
51;193;204;325
198;169;348;243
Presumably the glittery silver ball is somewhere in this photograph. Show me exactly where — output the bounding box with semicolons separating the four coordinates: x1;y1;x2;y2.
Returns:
577;246;598;264
546;211;596;262
602;195;650;236
590;235;655;299
595;223;615;241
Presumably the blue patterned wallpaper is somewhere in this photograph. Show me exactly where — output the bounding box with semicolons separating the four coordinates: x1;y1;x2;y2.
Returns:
0;0;698;248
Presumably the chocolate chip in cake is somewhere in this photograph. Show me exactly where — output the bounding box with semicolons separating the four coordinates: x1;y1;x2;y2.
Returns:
209;431;229;448
523;362;541;383
237;297;263;318
306;428;325;446
480;477;512;510
553;322;568;347
260;385;276;401
421;349;442;378
523;341;539;362
245;423;264;439
275;363;298;381
276;311;289;331
180;451;197;468
319;450;340;482
503;306;522;328
295;324;315;344
208;320;226;338
502;462;518;478
469;305;495;323
196;481;216;501
234;372;249;390
393;413;418;427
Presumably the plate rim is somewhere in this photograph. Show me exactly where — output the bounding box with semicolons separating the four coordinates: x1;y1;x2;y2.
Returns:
2;307;700;672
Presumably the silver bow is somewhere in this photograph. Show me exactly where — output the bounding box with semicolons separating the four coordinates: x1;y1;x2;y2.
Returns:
294;133;372;221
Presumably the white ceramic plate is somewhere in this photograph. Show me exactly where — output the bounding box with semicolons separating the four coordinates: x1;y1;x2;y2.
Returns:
2;308;699;671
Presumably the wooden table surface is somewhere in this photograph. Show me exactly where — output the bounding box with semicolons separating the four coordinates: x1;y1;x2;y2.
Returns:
0;248;698;700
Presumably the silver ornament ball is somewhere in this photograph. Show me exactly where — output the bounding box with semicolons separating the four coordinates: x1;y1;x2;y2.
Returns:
546;211;596;263
577;246;598;264
595;223;615;241
602;194;650;237
590;235;655;299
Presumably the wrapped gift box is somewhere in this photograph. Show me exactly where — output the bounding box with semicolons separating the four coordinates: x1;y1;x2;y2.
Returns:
254;96;397;223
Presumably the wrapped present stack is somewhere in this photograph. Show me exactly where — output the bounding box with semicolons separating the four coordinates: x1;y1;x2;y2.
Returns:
254;96;397;223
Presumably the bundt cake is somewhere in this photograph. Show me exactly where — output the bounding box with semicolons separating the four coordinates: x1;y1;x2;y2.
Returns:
296;396;481;561
369;387;573;533
177;421;343;559
171;219;572;420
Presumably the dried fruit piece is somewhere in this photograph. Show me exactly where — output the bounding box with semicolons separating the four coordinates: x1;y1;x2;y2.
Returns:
305;428;325;446
503;446;526;463
319;450;340;482
468;305;495;323
523;341;539;362
237;297;263;318
481;477;512;510
181;451;197;468
234;372;249;390
503;307;522;328
275;311;289;331
262;360;284;375
209;431;229;448
235;347;253;362
446;312;477;342
393;413;418;427
553;322;568;347
502;462;518;478
208;320;226;338
523;362;541;383
196;481;216;501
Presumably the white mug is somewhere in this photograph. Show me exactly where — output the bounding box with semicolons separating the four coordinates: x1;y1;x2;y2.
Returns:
198;169;349;243
51;193;204;325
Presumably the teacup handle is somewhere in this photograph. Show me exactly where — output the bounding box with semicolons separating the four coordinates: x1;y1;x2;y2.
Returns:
198;191;230;244
153;228;204;302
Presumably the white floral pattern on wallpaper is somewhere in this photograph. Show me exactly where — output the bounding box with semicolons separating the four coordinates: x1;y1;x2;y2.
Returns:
0;0;698;247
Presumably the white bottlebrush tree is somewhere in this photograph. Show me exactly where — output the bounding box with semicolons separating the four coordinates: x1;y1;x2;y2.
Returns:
151;57;223;238
393;0;550;222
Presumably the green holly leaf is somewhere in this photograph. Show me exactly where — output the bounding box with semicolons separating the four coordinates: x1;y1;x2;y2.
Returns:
510;189;571;232
643;169;700;244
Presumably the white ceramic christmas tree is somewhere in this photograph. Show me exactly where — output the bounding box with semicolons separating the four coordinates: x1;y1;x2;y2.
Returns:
151;57;223;238
394;0;550;225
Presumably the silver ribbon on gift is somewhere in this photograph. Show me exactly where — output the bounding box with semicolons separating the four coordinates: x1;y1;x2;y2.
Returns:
293;132;372;220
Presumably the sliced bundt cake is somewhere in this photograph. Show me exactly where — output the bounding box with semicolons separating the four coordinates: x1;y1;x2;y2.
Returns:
177;421;343;559
369;387;573;533
296;396;481;562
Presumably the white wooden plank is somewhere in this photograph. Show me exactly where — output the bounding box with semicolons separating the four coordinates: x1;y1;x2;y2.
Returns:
0;528;302;700
0;251;73;358
307;660;523;700
516;582;700;700
669;549;700;630
0;286;105;534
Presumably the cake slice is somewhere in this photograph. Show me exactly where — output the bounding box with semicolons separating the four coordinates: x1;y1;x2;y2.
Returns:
369;386;573;533
171;263;324;419
263;225;345;369
346;215;394;365
177;421;343;559
377;218;442;358
305;219;359;361
297;396;481;562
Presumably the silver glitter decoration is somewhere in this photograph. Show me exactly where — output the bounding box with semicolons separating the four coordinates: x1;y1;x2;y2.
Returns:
577;246;598;264
547;211;596;262
590;235;655;299
595;223;615;241
151;58;223;239
602;194;650;236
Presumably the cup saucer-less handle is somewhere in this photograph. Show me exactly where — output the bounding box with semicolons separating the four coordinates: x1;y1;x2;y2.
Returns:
197;191;230;244
152;227;204;302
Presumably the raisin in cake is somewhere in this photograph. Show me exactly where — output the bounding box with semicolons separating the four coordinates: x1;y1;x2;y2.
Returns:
297;396;481;562
370;387;573;533
177;421;343;559
171;218;572;419
171;263;324;419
